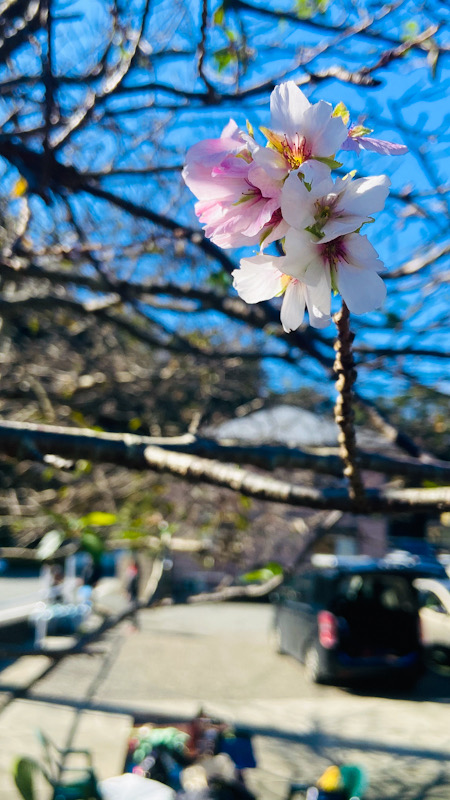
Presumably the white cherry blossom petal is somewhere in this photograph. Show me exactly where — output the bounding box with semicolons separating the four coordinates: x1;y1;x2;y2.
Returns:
335;259;387;314
270;81;310;138
281;172;316;230
283;228;325;284
300;160;333;186
280;279;306;332
232;255;286;303
301;101;347;156
260;217;290;250
305;269;332;324
319;216;365;243
344;233;384;272
337;175;390;216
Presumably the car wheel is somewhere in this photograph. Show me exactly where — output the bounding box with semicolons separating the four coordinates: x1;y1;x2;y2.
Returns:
430;646;450;667
304;645;325;684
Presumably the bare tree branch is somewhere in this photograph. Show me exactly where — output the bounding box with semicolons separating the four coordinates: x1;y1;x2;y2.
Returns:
0;420;449;512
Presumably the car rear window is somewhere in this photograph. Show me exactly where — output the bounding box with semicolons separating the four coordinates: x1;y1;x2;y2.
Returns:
333;573;417;613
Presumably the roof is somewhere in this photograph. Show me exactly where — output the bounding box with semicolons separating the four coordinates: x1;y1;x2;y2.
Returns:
210;404;394;452
212;405;339;448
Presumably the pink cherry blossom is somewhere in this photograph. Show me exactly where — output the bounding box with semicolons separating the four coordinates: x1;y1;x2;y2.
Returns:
183;82;397;327
183;121;286;248
281;170;390;243
182;82;348;249
182;119;247;201
232;253;331;332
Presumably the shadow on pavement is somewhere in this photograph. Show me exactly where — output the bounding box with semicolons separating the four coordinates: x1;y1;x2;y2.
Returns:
343;664;450;702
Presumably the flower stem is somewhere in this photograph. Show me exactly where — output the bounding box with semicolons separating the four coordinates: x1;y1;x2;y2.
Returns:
333;301;365;508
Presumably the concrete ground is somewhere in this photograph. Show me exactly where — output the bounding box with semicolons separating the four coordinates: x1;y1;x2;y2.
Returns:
1;603;450;800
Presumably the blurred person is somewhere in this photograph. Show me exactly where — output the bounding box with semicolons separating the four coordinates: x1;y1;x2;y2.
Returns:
125;556;140;630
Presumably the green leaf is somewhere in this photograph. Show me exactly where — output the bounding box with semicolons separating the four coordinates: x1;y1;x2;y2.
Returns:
225;27;237;42
212;47;235;72
80;512;117;526
80;532;104;561
213;5;225;25
128;417;142;431
350;124;373;137
206;270;231;290
295;0;328;19
313;156;343;170
120;528;146;540
241;562;283;583
13;757;39;800
295;0;314;19
332;101;350;126
401;19;420;42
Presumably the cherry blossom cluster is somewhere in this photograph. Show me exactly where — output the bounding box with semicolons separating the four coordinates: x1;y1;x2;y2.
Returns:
182;81;407;332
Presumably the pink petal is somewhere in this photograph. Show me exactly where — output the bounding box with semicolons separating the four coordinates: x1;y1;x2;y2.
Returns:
247;163;282;198
340;137;360;153
341;135;408;155
211;230;260;248
252;146;288;180
221;119;242;141
183;135;246;199
241;196;281;237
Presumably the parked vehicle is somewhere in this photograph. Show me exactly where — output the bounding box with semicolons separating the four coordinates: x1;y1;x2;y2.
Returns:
414;577;450;665
272;552;446;685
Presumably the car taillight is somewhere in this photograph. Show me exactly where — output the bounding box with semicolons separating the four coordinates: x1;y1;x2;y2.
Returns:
318;610;339;649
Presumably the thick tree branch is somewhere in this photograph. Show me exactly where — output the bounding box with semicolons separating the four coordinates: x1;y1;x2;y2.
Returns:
0;421;449;512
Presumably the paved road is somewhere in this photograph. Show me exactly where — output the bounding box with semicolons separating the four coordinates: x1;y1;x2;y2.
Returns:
0;575;43;606
2;602;450;800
